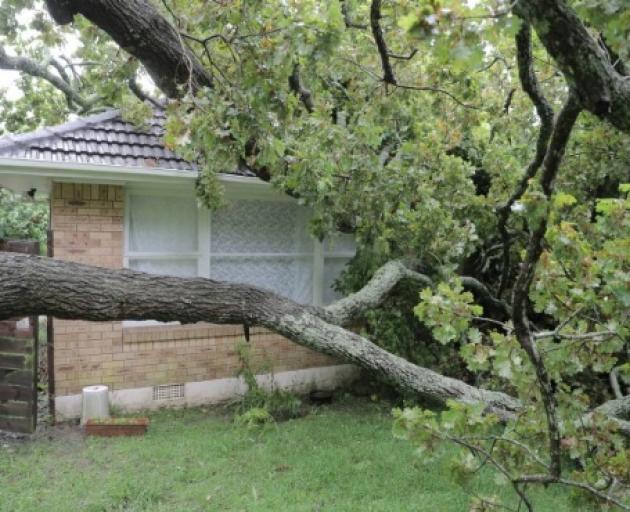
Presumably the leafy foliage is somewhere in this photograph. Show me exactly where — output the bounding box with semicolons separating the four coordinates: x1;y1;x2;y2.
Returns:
0;188;47;246
234;340;302;426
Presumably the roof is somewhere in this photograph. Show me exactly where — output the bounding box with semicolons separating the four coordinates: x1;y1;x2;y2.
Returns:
0;108;251;176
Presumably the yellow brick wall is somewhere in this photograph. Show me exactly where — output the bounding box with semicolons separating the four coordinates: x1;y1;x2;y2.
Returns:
51;182;337;396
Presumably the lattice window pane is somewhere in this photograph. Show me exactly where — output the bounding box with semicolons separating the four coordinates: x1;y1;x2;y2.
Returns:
210;256;313;304
209;199;314;303
323;233;356;255
211;199;312;254
129;194;197;252
323;258;351;304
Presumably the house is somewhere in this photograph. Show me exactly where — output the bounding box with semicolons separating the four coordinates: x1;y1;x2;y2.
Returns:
0;109;358;420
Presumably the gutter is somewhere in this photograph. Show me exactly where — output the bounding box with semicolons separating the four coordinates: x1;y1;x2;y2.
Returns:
0;158;269;187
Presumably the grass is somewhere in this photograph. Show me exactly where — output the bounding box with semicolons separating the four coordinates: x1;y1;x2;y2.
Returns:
0;397;589;512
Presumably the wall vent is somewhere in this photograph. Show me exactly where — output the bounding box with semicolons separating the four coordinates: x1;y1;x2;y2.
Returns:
152;383;185;401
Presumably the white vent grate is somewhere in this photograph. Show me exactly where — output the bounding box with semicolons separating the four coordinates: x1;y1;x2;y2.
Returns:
152;383;185;401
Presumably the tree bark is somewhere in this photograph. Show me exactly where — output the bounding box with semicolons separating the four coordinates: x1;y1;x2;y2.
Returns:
323;259;432;326
44;0;212;97
516;0;630;134
0;252;520;418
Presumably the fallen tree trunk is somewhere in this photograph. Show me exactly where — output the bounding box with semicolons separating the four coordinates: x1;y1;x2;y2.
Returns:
0;252;520;418
591;395;630;437
2;253;628;431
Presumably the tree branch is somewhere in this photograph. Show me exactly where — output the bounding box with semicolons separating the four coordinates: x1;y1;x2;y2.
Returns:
497;23;554;297
511;92;582;478
46;56;71;86
128;75;162;108
44;0;213;97
515;0;630;134
370;0;396;85
0;252;520;418
324;259;432;325
322;259;511;326
388;49;418;61
514;474;630;511
460;276;512;317
288;64;315;113
0;46;95;111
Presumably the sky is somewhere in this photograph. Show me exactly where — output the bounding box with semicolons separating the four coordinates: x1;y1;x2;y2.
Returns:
0;7;81;102
0;70;21;100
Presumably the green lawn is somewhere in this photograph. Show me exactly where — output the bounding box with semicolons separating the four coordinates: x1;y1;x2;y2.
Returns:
0;398;586;512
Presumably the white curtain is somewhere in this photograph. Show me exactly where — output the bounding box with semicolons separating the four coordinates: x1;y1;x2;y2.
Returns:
209;199;314;304
128;194;197;253
127;194;198;278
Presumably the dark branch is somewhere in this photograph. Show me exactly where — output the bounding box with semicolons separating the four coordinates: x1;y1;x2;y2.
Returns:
515;0;630;134
388;49;418;61
45;0;213;97
502;87;516;115
511;92;582;479
288;64;315;113
370;0;396;85
497;24;554;297
392;83;480;110
460;276;512;317
128;75;162;108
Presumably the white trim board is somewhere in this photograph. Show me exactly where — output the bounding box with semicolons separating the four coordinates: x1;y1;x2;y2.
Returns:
54;364;360;420
0;158;270;191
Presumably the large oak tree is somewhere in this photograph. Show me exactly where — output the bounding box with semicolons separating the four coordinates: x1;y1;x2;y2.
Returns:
1;0;629;509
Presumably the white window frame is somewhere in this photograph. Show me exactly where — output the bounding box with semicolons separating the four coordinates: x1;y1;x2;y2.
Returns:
122;185;355;326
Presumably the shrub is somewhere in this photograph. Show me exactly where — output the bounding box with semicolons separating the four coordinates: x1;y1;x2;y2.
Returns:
234;407;274;428
234;340;303;425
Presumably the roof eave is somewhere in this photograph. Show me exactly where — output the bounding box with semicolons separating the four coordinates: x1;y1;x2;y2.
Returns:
0;157;267;187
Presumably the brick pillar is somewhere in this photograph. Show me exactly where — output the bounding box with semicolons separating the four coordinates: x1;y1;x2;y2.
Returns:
50;183;124;396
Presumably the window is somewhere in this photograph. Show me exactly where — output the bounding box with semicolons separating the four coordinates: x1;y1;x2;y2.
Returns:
322;234;356;304
209;199;314;304
123;190;356;319
126;193;199;278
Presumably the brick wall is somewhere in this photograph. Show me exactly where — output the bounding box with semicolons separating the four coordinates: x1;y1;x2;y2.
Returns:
51;182;124;267
0;317;37;433
51;182;336;397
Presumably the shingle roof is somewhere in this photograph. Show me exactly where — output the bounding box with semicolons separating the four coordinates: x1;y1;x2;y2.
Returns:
0;108;208;173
